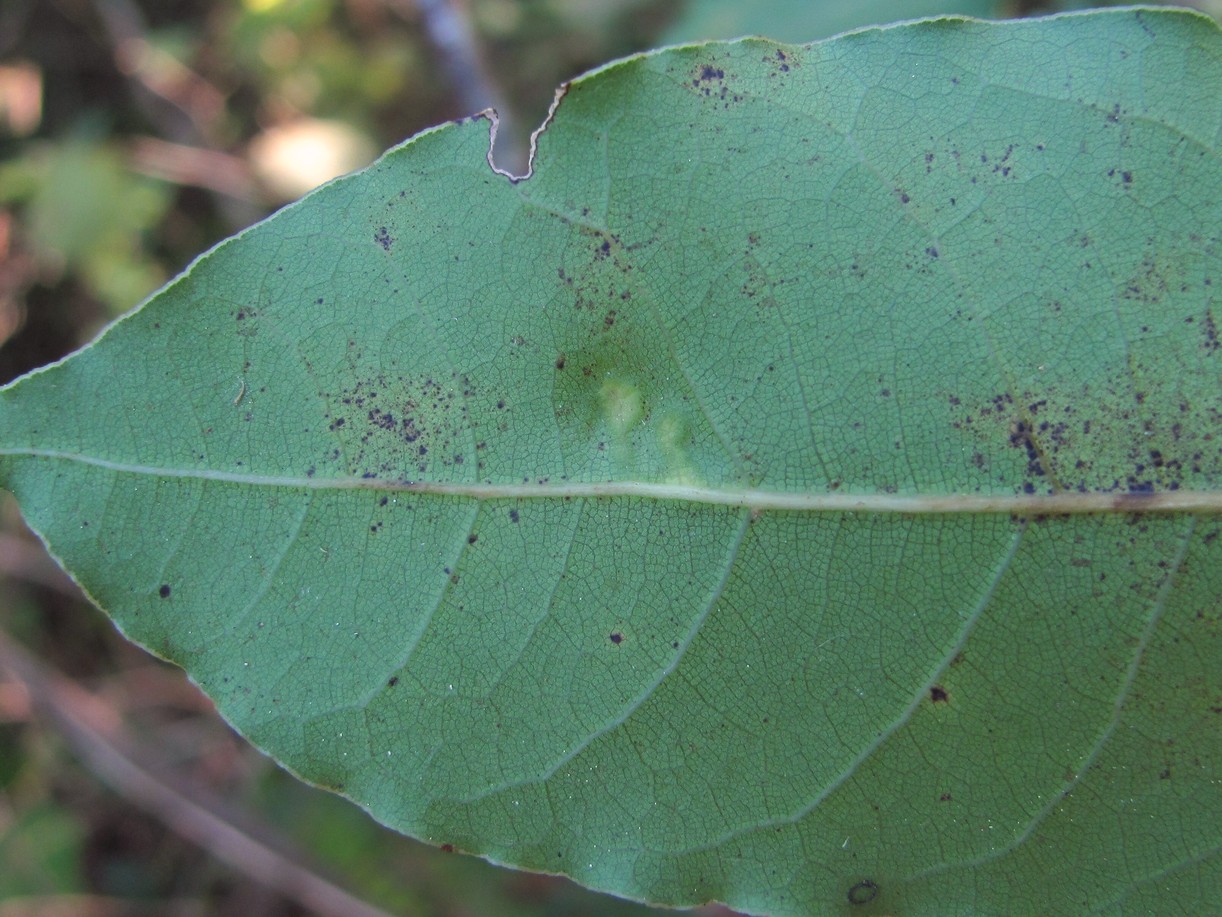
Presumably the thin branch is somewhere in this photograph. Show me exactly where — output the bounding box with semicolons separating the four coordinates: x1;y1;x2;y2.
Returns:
0;630;395;917
384;0;527;171
81;0;263;229
126;136;258;201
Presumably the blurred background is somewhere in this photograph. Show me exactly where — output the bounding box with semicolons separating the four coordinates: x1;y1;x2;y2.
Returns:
0;1;1217;914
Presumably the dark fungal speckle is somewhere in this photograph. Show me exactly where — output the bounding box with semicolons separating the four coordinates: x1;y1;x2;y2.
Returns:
387;676;399;687
609;632;623;645
158;584;171;599
930;685;949;703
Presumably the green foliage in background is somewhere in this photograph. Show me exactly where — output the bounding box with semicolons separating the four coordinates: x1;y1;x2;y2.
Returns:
664;0;998;43
2;7;1219;916
0;135;173;314
664;0;1220;43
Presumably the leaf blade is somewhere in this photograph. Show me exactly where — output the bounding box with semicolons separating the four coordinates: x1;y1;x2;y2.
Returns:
2;9;1221;916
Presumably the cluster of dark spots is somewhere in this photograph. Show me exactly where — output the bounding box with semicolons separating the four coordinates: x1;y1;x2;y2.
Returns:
158;584;171;599
387;676;399;687
325;371;480;478
688;61;742;106
1008;419;1048;482
374;226;393;251
508;508;520;523
1202;307;1219;353
895;188;911;205
958;380;1218;495
939;792;953;802
1107;167;1134;188
985;144;1016;178
929;685;949;703
1121;250;1180;305
765;48;791;74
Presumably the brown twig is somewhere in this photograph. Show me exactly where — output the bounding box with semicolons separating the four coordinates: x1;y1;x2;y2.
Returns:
0;630;395;917
79;0;263;229
384;0;527;172
126;136;258;201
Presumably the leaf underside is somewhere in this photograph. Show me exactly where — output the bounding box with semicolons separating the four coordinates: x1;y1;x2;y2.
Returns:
2;9;1220;917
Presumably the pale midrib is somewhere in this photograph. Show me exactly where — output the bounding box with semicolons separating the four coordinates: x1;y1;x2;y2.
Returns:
4;449;1220;514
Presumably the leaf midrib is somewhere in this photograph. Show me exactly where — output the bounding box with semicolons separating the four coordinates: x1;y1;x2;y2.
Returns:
3;448;1218;514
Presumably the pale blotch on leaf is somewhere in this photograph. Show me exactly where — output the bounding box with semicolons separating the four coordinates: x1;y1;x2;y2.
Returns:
656;411;700;485
599;378;644;436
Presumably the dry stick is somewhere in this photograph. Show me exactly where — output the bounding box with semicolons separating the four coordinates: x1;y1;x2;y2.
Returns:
386;0;527;172
127;136;258;201
86;0;262;228
0;631;395;917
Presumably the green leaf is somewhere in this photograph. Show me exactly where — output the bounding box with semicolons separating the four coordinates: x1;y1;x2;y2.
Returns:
663;0;999;43
2;8;1221;916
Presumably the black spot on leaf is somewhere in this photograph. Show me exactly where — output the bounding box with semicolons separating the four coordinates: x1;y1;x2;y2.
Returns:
158;584;171;599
